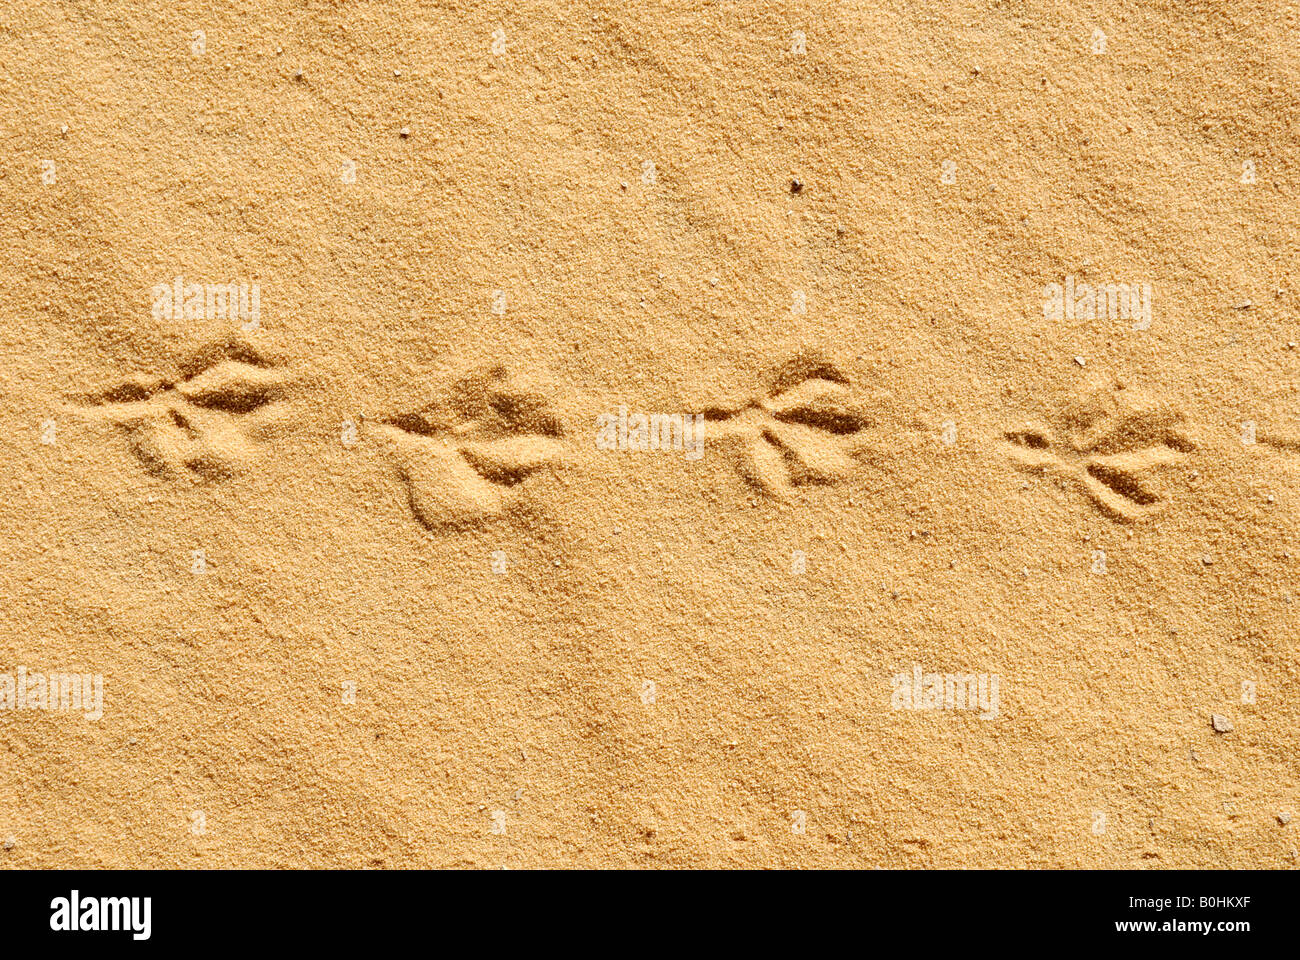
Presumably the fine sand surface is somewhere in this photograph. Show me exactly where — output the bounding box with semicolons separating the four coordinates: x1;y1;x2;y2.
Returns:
0;2;1296;868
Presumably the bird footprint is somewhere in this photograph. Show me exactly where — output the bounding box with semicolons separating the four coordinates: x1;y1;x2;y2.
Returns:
705;353;873;498
376;366;564;530
73;338;295;480
1002;387;1195;523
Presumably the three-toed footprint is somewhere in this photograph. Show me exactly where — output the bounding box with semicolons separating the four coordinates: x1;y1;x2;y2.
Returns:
72;338;296;480
374;365;565;530
1002;387;1196;523
703;353;874;498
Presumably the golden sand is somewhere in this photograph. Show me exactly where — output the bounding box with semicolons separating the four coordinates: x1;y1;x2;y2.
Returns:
0;2;1296;868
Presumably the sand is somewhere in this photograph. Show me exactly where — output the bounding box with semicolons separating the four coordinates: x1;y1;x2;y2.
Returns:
0;1;1296;868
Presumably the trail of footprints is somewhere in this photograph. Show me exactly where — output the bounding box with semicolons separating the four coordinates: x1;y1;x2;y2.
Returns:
69;341;1293;529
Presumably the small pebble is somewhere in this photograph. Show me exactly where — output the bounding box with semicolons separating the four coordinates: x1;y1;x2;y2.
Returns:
1202;555;1214;566
293;69;304;80
1235;300;1253;310
2;838;13;851
1288;341;1297;350
399;127;411;138
1279;811;1293;825
1073;356;1086;366
1211;714;1233;733
790;178;803;194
